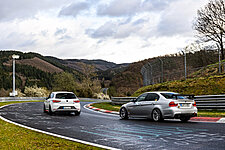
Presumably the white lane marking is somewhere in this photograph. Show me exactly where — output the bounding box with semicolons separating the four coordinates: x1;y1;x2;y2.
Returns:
218;118;225;123
0;104;120;150
83;104;119;116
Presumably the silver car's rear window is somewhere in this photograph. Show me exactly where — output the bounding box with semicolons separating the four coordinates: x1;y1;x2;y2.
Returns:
161;93;186;99
55;93;77;99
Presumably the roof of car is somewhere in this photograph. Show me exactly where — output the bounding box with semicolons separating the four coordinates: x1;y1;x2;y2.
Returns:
52;91;74;94
145;91;178;94
145;91;172;93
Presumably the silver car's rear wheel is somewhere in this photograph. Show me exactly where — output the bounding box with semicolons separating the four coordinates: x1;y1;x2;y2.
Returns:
120;107;128;119
152;109;163;122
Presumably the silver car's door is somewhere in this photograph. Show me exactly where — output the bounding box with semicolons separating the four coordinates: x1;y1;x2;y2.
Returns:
139;93;160;117
127;93;147;116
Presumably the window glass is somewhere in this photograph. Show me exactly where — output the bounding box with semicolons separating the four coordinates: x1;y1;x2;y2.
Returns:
55;93;77;99
161;93;186;99
136;93;147;102
145;93;159;101
50;93;54;98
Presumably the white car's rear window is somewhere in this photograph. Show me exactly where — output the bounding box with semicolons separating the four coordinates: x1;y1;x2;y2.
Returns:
55;93;77;99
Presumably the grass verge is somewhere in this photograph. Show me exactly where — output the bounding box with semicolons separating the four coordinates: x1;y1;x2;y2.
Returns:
91;102;121;112
0;101;103;150
197;110;225;117
91;102;225;118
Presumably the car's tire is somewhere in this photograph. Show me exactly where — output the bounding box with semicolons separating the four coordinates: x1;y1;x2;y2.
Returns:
180;116;190;122
152;109;163;122
120;107;128;120
43;104;47;113
48;105;53;115
75;111;81;116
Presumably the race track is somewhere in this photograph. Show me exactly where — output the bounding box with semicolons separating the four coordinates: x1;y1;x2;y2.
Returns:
0;102;225;150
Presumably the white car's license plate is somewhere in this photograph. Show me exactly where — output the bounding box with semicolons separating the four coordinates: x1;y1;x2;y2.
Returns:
63;107;71;109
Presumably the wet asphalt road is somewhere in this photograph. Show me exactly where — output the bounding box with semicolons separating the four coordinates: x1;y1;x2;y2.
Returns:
0;102;225;150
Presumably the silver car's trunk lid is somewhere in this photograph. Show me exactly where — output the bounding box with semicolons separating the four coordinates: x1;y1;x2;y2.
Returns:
175;99;194;108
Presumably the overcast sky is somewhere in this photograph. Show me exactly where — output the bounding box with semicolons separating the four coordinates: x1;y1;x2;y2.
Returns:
0;0;208;64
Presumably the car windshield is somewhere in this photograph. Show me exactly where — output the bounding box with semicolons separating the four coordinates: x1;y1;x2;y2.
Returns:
55;93;77;99
161;93;186;99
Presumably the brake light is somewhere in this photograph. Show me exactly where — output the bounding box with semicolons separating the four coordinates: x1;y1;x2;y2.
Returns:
74;100;80;103
193;101;197;107
169;101;178;107
52;100;61;103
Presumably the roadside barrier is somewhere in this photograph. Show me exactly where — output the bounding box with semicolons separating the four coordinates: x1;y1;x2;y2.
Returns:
111;95;225;109
194;95;225;109
0;97;46;102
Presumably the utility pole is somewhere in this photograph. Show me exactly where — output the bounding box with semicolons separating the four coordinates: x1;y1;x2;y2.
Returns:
10;54;20;97
181;51;187;80
147;63;153;85
219;48;221;73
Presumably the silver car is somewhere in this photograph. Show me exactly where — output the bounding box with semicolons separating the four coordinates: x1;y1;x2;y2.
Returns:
119;91;197;122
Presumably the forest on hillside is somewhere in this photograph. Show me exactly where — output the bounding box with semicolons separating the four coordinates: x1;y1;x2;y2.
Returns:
0;49;221;98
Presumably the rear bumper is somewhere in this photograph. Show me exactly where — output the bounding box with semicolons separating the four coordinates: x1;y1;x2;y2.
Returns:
163;107;197;119
174;113;197;119
52;104;80;112
54;107;80;112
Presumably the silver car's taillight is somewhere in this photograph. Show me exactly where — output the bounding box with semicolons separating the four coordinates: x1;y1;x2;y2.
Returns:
193;101;197;107
169;101;178;107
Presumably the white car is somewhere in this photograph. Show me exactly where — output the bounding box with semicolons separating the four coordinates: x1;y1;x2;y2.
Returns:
120;91;197;122
44;91;81;115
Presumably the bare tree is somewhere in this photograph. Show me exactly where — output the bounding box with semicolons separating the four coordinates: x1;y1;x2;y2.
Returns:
194;0;225;60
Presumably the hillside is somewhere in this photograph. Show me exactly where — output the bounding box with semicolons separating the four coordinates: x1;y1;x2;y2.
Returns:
0;49;221;98
0;51;80;92
108;50;219;96
132;61;225;97
4;57;63;73
60;59;129;73
132;74;225;97
0;50;127;96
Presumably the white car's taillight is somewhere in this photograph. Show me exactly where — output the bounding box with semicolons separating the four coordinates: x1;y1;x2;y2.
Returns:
74;100;80;103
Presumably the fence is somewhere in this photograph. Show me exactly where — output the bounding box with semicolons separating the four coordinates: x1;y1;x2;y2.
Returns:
111;95;225;109
0;97;46;102
141;57;225;87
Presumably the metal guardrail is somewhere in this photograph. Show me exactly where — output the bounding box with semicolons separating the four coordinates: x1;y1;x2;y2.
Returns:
112;95;225;109
0;97;46;102
0;97;111;102
195;95;225;109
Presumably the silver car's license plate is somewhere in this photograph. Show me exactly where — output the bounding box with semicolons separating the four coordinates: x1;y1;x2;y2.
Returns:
180;104;188;107
63;107;71;109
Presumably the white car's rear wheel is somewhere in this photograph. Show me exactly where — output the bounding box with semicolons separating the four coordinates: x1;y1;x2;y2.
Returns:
75;111;81;116
43;104;47;113
48;105;53;115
